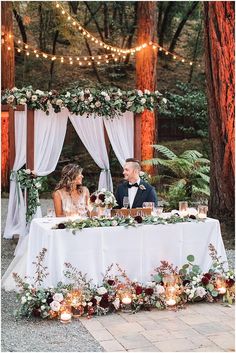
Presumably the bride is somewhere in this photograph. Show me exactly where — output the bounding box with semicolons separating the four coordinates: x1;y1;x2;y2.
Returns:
53;164;90;217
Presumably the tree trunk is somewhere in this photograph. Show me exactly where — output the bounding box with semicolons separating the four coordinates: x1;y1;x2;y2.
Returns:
103;3;109;39
13;8;27;43
1;1;15;190
168;2;199;53
204;1;235;218
158;2;174;47
188;19;202;83
48;30;59;90
135;1;157;173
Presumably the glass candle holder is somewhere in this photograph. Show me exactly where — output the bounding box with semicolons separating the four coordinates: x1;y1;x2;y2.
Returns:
120;290;132;313
197;205;208;219
179;201;189;217
215;275;226;295
165;286;177;307
60;308;72;323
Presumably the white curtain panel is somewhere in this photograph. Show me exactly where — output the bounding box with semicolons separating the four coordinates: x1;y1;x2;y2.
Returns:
69;114;113;191
103;111;134;167
4;110;27;239
34;108;68;175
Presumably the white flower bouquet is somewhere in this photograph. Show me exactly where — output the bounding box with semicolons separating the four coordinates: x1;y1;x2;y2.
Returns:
89;188;118;208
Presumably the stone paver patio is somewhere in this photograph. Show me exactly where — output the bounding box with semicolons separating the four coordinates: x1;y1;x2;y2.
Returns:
79;303;235;352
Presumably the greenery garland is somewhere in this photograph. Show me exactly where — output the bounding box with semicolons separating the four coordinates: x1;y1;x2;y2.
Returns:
54;214;203;233
13;169;47;223
12;244;235;320
2;86;167;119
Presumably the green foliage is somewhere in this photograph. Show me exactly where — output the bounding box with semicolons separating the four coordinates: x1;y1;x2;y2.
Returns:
159;81;208;138
143;144;210;209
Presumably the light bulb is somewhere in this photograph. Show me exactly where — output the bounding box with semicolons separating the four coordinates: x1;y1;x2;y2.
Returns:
7;46;11;50
62;10;65;15
26;52;30;56
190;62;193;65
36;54;39;57
25;44;28;49
67;16;71;20
17;48;21;52
72;21;76;26
173;56;176;60
18;40;21;44
181;59;185;63
165;51;169;55
98;56;101;59
159;47;162;51
56;3;59;8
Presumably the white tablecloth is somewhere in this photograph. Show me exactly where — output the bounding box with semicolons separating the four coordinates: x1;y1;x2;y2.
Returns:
2;217;228;290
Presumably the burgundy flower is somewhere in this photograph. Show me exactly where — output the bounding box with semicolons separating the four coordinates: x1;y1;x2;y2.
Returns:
98;194;105;202
32;308;41;317
201;276;210;286
107;279;115;286
145;288;154;296
91;297;97;306
100;293;109;309
226;279;235;287
90;194;97;203
189;215;196;219
136;286;143;295
204;273;212;280
134;215;143;224
58;223;66;229
183;280;190;286
46;293;53;305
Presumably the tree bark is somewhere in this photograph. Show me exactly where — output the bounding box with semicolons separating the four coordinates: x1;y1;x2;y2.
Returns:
13;8;27;43
1;1;15;190
168;2;199;53
135;1;157;172
158;2;174;47
188;19;202;83
204;1;235;218
48;30;59;90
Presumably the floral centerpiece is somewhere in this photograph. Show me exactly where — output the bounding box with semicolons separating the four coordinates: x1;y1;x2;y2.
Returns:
90;189;118;217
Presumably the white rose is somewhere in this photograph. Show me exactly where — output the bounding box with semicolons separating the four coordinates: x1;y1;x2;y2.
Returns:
80;95;85;101
56;99;63;106
144;89;150;95
112;220;118;226
42;299;46;303
65;91;71;98
12;87;18;92
195;286;206;298
126;101;133;108
35;89;44;96
20;98;27;104
7;95;15;103
155;284;165;296
117;89;122;96
101;91;107;96
53;293;64;302
90;104;95;109
140;98;146;104
87;302;93;307
88;96;93;102
40;305;46;310
95;296;101;303
27;296;32;301
85;88;90;94
95;101;101;107
162;98;167;104
146;281;155;288
155;90;161;96
105;95;110;101
137;90;143;96
25;169;31;174
50;300;61;311
150;97;154;103
112;298;120;310
35;182;41;188
21;296;27;304
31;95;37;101
97;287;107;295
26;91;32;98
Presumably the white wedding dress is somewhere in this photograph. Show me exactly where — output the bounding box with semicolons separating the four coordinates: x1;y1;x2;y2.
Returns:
56;187;89;216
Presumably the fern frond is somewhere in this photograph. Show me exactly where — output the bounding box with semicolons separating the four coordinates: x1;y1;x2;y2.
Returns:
152;145;177;159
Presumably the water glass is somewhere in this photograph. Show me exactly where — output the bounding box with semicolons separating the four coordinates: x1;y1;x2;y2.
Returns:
197;205;208;219
142;202;154;209
46;208;54;218
123;196;129;209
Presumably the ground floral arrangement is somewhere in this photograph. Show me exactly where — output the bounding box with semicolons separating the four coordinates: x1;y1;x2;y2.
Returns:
53;214;202;232
12;169;46;223
2;86;167;119
13;244;235;322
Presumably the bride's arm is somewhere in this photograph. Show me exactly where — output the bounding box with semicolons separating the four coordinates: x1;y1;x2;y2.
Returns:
53;190;64;217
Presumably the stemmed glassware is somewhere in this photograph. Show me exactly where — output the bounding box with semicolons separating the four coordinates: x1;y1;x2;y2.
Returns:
87;202;94;218
123;196;129;209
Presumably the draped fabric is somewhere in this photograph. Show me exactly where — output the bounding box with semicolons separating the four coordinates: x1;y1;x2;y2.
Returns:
103;111;134;167
69;114;113;191
4;110;27;239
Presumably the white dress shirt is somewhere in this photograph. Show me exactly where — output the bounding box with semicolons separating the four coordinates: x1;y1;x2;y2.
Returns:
128;178;140;208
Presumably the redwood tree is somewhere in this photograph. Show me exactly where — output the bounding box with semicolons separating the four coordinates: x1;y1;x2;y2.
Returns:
1;1;15;190
204;2;235;218
135;1;157;171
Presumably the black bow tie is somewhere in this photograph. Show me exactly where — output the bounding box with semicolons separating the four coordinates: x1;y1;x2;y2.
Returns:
128;182;139;188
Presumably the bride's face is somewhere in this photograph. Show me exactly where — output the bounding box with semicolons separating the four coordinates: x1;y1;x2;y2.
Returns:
73;173;83;185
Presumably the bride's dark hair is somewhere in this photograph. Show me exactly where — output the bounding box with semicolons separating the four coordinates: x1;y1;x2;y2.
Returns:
55;164;83;193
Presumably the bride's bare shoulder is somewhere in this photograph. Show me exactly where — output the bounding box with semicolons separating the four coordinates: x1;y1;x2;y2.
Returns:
82;186;90;194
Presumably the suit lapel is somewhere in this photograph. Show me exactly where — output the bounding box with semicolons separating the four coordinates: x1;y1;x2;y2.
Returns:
132;181;145;208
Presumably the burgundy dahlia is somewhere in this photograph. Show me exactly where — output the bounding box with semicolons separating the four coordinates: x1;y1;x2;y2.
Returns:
136;286;143;295
183;280;190;286
145;288;154;296
201;276;210;285
203;273;212;280
134;215;143;224
107;279;115;286
100;293;109;309
226;279;235;287
91;297;97;306
32;308;41;317
98;194;105;202
90;194;97;203
58;223;66;229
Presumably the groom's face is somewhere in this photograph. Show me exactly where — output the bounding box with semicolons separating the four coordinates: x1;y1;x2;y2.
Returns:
123;162;139;181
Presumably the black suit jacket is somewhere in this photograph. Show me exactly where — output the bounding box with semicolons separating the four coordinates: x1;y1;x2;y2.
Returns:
115;180;158;209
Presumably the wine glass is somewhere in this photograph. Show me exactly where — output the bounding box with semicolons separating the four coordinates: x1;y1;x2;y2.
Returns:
46;208;54;218
87;202;94;218
123;196;129;209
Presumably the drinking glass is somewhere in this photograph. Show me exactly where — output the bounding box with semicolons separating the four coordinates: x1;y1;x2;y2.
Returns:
123;196;129;209
87;202;94;218
77;202;87;217
46;208;54;218
156;206;163;215
142;202;154;209
197;205;208;219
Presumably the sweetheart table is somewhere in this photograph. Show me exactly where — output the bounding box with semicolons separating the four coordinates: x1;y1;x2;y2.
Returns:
2;217;228;291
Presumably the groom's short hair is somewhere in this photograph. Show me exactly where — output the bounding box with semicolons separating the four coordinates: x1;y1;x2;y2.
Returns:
125;158;141;171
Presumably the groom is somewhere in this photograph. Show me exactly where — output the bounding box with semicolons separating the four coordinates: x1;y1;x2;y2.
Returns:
115;158;158;208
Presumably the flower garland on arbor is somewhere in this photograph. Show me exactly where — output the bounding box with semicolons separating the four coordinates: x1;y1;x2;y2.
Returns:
13;244;234;320
2;86;167;119
12;169;47;223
